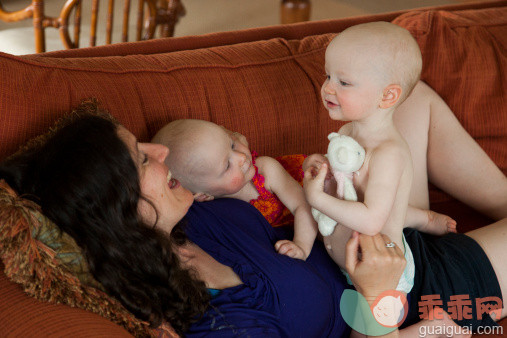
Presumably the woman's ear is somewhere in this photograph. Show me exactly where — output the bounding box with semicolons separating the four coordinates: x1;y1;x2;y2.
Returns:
379;84;402;109
193;192;214;202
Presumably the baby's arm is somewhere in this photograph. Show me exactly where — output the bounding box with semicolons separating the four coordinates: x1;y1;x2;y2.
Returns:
256;156;318;260
304;145;404;236
405;206;457;235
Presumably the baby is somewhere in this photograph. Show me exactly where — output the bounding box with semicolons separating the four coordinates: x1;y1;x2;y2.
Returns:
152;119;318;260
303;22;454;293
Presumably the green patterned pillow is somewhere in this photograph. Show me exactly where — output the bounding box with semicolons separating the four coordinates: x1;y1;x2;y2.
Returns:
29;204;105;291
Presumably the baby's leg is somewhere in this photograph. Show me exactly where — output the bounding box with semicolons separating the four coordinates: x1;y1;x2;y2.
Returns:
466;218;507;320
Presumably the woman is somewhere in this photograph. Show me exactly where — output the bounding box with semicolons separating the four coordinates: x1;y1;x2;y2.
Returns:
0;94;505;337
0;110;210;335
0;108;394;337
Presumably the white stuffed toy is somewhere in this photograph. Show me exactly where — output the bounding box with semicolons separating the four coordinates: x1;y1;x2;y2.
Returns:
312;132;366;236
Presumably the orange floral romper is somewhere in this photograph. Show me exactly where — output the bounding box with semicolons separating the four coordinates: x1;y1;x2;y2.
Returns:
249;151;307;227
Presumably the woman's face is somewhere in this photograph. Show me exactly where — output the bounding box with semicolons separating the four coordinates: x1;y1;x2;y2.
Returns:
117;126;194;235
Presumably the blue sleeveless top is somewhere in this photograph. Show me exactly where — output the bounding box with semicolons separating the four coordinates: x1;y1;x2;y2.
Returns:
184;198;350;337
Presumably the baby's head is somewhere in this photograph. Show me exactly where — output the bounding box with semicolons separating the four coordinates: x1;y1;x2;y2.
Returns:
152;119;255;201
322;22;422;119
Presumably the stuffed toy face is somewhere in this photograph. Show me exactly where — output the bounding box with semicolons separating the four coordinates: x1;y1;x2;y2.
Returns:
327;132;366;173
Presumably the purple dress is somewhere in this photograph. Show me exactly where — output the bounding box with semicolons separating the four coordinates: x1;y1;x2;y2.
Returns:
184;198;350;337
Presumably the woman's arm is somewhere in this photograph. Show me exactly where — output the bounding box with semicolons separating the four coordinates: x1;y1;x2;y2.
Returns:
345;231;405;338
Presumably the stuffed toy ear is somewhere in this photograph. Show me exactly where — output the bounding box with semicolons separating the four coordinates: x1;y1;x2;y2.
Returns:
328;132;340;141
193;193;214;202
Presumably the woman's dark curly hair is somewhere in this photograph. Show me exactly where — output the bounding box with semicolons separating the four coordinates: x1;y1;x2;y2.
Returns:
0;102;210;334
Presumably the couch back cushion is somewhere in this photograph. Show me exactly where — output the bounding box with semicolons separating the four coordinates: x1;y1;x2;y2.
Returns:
0;5;505;181
0;34;334;160
394;7;506;172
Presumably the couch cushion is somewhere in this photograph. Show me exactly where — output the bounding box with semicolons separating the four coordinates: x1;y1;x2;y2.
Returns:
0;259;133;337
0;33;337;161
393;7;507;202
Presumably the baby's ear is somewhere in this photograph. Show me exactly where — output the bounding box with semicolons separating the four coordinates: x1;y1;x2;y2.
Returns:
379;84;402;109
193;192;215;202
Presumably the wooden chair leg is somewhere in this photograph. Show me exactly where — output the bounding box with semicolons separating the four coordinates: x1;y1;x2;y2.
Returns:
158;0;185;38
32;0;46;53
280;0;310;24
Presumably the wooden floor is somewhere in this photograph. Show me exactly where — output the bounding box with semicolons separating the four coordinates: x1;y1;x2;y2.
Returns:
0;0;487;55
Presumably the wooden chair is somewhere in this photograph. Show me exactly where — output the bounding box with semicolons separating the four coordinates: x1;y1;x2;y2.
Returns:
0;0;185;53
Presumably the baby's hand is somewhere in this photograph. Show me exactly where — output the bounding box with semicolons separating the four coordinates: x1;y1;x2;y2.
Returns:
275;240;307;260
303;163;328;206
418;210;457;235
220;126;249;148
303;154;332;179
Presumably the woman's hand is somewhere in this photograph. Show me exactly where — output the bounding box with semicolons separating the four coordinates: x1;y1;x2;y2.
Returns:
345;231;406;303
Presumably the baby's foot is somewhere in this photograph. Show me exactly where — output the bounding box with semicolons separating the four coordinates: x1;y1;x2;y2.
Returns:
418;210;457;236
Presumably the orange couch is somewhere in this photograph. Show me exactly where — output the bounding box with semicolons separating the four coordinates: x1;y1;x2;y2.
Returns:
0;1;506;336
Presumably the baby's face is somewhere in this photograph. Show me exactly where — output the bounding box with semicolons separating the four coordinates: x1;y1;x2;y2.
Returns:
189;124;255;197
321;37;385;122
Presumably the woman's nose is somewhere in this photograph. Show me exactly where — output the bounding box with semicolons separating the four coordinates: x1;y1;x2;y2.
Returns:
154;144;170;162
142;143;169;163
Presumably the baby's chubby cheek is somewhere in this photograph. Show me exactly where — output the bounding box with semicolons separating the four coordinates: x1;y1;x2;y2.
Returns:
229;176;244;191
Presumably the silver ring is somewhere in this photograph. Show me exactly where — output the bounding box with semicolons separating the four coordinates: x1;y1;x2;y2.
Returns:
385;242;396;248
